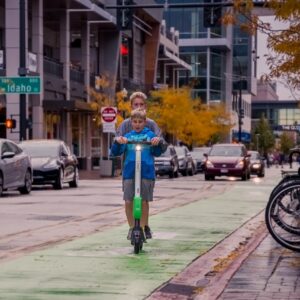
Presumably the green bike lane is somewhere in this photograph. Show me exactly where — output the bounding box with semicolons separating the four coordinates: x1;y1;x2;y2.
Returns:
0;176;279;300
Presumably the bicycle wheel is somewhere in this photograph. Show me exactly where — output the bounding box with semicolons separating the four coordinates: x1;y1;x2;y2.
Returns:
265;183;300;252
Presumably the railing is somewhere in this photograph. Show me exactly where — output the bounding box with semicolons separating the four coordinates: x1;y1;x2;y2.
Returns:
43;57;63;78
70;65;84;84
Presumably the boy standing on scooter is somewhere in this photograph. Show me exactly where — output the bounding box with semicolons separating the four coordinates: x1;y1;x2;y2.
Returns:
111;108;164;240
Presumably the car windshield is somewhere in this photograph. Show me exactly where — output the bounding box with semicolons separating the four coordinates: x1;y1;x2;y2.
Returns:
174;147;185;155
209;146;243;157
249;152;260;160
20;143;59;157
160;147;172;157
191;151;206;159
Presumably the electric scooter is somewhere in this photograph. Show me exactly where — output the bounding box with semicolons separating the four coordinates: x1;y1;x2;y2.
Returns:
128;140;152;254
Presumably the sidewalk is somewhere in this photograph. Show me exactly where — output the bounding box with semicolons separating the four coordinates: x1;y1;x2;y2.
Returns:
218;235;300;300
79;169;102;180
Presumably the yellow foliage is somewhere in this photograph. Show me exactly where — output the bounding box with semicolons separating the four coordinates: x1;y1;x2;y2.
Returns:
228;0;300;91
148;87;232;146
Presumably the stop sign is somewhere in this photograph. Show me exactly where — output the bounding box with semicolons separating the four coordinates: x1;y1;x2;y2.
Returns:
101;107;117;123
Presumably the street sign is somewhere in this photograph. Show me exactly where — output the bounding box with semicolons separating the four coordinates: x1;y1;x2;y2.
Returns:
0;77;41;94
103;122;116;133
101;107;117;123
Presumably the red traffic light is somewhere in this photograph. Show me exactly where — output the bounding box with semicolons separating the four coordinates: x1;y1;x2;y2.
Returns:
5;119;16;129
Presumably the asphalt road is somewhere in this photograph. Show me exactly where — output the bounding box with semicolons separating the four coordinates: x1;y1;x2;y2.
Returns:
0;167;285;299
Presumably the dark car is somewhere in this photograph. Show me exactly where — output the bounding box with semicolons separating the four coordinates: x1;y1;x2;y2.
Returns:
19;139;79;189
204;143;250;181
0;138;32;196
174;146;195;176
248;150;265;177
155;145;179;178
191;147;211;173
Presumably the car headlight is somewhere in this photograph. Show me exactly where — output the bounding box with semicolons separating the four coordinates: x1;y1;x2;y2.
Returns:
206;160;214;168
252;163;260;169
235;160;244;169
43;161;59;169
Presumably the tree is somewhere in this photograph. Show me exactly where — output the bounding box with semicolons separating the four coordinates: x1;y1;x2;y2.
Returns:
147;87;233;146
224;1;300;93
252;115;275;154
280;132;294;155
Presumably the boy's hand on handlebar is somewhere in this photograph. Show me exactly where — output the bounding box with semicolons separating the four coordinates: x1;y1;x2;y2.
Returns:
115;136;128;144
151;137;161;146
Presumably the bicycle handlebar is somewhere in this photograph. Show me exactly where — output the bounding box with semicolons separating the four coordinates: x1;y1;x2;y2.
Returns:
127;140;153;145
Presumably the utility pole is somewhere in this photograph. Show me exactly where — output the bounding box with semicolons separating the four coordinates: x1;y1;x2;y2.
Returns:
19;0;27;141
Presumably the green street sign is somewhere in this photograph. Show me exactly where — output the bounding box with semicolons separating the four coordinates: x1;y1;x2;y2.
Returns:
0;77;41;94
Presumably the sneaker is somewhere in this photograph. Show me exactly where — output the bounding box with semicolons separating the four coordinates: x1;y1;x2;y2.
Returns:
144;225;152;239
127;228;133;240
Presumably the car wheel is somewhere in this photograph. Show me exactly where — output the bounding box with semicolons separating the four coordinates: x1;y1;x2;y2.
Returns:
181;168;188;176
69;167;79;188
188;167;194;176
205;174;210;181
54;168;64;190
19;170;32;194
241;173;247;181
174;170;179;178
0;173;3;197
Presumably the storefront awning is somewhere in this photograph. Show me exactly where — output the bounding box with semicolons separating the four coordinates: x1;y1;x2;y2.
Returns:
43;99;96;113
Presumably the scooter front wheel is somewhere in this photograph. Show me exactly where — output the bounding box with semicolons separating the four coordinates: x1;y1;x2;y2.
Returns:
134;240;143;254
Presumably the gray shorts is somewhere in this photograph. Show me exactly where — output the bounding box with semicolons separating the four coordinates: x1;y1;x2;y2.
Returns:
123;179;155;202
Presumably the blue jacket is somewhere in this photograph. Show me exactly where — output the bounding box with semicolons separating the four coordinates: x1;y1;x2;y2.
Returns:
110;127;163;180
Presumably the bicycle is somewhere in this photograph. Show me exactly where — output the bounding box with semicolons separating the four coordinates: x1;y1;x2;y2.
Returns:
265;148;300;252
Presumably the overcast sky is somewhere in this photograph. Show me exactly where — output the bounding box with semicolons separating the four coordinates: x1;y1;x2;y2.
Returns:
257;16;296;100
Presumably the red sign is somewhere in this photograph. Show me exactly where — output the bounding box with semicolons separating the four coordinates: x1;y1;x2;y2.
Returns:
101;107;117;123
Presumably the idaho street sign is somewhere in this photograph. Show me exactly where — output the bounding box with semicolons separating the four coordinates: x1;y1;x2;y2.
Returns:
0;77;41;94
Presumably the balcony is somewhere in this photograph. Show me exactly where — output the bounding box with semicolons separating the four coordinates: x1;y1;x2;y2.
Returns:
70;65;84;84
43;57;63;78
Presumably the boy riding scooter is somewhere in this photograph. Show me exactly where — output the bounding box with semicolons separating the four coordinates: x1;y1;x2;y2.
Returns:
111;108;164;241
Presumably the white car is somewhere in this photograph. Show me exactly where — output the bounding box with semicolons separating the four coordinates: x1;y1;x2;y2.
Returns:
0;138;32;196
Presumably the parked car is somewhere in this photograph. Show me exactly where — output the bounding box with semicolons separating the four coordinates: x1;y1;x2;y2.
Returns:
191;147;211;173
174;146;195;176
248;150;265;177
155;145;179;178
204;143;251;181
0;138;32;196
19;139;79;189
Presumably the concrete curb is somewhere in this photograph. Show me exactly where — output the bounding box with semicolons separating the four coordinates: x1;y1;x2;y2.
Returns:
147;210;268;300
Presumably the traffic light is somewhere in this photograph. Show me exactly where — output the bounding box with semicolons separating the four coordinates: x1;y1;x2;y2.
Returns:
203;1;222;28
5;119;16;129
117;0;134;30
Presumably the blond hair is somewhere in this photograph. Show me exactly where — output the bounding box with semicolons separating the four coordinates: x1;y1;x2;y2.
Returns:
129;91;147;104
131;108;146;120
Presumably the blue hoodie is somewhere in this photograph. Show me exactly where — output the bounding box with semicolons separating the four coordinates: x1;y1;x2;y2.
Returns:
110;127;163;180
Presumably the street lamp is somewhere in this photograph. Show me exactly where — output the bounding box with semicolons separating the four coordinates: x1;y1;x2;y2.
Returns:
234;58;243;143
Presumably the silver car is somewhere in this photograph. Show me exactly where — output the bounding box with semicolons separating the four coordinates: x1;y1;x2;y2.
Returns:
0;138;32;196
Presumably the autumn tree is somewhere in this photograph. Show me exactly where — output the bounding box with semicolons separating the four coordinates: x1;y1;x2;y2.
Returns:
280;132;294;155
252;115;275;154
147;87;232;146
89;75;130;128
225;0;300;95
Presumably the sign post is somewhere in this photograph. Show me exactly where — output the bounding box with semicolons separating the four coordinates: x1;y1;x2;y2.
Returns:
100;107;118;177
